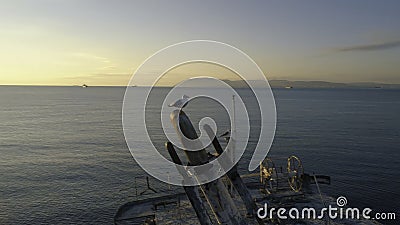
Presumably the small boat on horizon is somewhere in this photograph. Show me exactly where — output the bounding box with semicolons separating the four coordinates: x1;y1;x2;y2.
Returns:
82;84;88;88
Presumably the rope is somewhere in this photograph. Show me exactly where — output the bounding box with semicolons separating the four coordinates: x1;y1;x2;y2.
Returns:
313;175;330;225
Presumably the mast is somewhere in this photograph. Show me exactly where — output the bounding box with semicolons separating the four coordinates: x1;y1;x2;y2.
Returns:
232;95;236;163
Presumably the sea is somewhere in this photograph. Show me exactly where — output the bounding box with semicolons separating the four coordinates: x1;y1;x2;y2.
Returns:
0;86;399;224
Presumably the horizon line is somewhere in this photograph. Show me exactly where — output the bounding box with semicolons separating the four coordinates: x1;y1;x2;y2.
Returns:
1;79;400;88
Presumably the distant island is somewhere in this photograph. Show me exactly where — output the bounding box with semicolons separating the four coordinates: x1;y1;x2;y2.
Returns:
223;79;400;89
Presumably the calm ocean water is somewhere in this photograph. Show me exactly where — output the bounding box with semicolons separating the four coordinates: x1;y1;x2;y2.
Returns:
0;86;399;224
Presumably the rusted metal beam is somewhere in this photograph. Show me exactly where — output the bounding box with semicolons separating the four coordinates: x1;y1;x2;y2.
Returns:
203;124;264;225
165;142;213;225
170;110;246;225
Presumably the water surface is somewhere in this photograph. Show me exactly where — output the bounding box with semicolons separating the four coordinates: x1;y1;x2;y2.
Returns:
0;86;399;224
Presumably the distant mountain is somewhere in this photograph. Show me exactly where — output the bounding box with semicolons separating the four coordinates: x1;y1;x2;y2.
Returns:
223;79;400;89
269;80;349;88
348;82;400;89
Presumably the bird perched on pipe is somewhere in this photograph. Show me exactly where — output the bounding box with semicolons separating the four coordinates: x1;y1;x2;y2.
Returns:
168;95;190;109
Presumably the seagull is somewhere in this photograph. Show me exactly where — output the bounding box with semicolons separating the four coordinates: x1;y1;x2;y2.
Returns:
168;95;190;109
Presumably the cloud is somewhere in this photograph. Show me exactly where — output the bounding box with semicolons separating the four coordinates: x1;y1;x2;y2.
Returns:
334;40;400;52
101;65;117;70
68;52;119;70
70;52;110;63
65;73;130;80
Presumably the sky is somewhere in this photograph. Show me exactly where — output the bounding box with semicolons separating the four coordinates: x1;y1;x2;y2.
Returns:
1;0;400;86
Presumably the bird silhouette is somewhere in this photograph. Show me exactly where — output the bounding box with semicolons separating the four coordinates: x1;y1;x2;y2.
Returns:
168;95;190;109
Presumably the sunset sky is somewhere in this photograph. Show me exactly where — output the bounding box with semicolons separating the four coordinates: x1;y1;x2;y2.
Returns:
1;0;400;86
